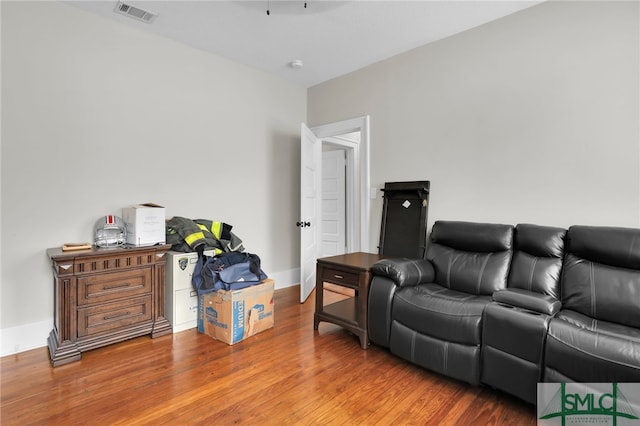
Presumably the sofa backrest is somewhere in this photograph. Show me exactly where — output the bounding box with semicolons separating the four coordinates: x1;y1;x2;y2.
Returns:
507;224;566;299
562;225;640;328
426;221;513;295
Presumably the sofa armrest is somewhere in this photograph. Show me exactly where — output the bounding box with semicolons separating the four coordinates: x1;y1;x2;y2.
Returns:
371;258;435;287
492;288;561;316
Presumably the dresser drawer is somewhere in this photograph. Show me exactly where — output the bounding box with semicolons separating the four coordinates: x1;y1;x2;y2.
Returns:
77;295;152;337
321;267;359;287
77;268;152;306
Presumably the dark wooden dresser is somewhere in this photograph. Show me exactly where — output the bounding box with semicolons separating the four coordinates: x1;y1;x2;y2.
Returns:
46;244;172;366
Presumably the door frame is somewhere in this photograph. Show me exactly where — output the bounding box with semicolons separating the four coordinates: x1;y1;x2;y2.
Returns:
311;116;370;253
321;137;355;253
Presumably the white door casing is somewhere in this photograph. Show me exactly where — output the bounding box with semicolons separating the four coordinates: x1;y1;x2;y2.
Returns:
299;116;371;304
312;116;370;253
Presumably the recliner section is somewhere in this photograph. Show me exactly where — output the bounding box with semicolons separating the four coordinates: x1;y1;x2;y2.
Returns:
544;225;640;382
373;221;513;386
369;221;640;404
481;224;566;404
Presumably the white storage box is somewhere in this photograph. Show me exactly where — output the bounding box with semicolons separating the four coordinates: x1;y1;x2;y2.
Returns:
122;203;165;246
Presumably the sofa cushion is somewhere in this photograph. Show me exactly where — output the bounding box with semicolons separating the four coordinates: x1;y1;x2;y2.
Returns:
514;224;565;258
427;245;512;296
562;253;640;329
426;221;513;296
393;283;491;345
509;252;563;299
508;224;566;298
567;225;640;270
429;221;513;253
545;310;640;381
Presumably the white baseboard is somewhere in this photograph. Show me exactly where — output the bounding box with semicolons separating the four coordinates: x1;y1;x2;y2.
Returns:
0;268;301;357
1;319;52;357
270;268;300;290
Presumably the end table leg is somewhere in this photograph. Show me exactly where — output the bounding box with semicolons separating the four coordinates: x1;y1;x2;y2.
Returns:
313;314;320;330
359;333;369;350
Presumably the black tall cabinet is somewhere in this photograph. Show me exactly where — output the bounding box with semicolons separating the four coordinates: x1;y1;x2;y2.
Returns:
378;181;430;259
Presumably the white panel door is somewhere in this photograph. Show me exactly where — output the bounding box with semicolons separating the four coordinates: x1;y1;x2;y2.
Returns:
299;123;321;303
321;149;346;257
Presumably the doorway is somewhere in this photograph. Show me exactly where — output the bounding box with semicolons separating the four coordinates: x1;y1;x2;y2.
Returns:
320;131;361;257
299;116;370;303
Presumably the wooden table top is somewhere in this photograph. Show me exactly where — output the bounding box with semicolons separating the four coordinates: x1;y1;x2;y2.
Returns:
316;252;384;270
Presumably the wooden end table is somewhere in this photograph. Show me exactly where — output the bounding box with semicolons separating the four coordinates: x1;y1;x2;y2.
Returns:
313;252;384;349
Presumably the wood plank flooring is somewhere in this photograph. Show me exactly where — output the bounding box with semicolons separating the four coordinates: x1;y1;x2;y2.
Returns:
1;286;535;425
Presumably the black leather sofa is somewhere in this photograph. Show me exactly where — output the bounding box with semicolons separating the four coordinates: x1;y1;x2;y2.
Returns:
368;220;640;404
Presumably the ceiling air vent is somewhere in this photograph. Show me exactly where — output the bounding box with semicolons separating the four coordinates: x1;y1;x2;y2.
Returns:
114;1;157;24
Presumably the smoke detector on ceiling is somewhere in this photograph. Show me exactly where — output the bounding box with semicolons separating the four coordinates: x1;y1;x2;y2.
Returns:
114;1;157;24
289;60;304;70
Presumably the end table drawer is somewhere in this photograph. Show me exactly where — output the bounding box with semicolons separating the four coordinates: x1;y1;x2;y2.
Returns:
77;295;152;337
78;269;152;306
321;267;359;287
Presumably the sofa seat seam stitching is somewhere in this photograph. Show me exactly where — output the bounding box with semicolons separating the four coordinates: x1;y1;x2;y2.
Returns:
547;333;640;370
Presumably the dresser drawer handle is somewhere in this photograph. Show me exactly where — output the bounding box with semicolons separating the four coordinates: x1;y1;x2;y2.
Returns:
333;274;344;279
104;311;131;320
103;282;131;290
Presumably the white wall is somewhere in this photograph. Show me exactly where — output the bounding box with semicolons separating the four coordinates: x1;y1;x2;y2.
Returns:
1;2;305;355
308;0;640;249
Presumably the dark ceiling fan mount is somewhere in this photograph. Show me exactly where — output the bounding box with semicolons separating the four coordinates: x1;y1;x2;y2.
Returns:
267;1;308;16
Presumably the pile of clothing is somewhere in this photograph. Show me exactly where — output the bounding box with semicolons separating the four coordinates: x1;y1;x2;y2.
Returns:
166;216;244;254
166;216;267;295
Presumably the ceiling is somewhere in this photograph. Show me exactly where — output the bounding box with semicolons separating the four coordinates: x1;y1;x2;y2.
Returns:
67;1;543;88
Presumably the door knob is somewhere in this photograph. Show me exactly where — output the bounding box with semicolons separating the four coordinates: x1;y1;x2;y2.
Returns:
296;221;311;227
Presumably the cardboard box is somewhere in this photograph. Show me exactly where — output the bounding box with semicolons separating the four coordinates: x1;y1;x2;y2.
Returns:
198;279;274;345
122;203;166;246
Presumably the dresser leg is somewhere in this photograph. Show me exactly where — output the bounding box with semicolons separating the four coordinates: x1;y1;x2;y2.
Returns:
151;318;173;338
47;329;81;367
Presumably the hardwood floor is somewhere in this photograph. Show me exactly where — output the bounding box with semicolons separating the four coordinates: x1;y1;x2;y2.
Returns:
1;286;535;425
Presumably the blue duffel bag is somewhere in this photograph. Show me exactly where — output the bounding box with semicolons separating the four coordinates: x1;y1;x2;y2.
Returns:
192;250;268;295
